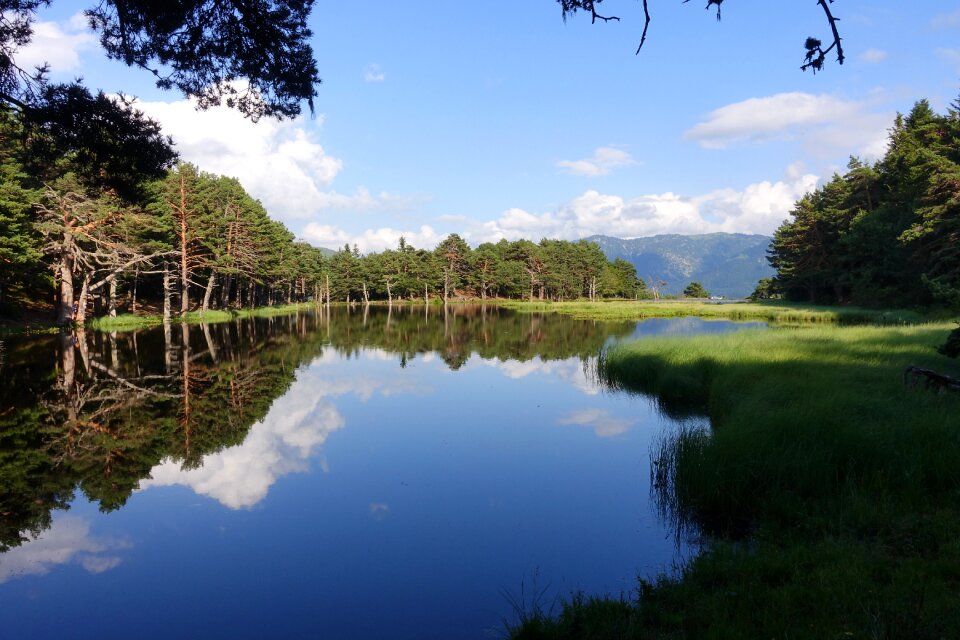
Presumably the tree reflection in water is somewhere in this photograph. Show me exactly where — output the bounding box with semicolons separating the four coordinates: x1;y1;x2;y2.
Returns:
0;305;634;553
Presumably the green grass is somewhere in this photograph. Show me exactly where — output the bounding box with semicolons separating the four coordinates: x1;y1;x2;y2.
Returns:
510;322;960;639
501;299;924;325
85;302;321;331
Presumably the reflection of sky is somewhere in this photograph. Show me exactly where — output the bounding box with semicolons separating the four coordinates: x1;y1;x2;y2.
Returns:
140;350;430;509
630;317;766;339
479;356;602;396
557;408;634;438
0;516;128;583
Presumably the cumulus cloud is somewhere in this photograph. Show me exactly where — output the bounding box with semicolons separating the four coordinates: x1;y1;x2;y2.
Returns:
307;165;819;251
0;517;128;583
301;223;443;253
14;14;97;74
557;147;637;177
860;48;888;63
364;64;386;82
135;94;343;224
557;409;633;438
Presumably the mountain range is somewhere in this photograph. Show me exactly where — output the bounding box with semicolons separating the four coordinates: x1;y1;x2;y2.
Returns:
586;233;775;298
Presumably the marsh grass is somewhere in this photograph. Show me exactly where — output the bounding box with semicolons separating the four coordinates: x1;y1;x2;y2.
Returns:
512;322;960;639
503;299;924;326
86;302;321;331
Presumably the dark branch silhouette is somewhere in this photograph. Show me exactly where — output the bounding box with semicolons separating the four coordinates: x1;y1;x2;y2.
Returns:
559;0;845;71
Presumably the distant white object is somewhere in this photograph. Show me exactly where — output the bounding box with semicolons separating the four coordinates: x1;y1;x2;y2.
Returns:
709;296;723;300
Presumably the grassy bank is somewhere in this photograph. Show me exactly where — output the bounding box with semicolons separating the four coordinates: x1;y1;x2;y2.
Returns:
84;302;323;331
501;299;924;325
512;323;960;639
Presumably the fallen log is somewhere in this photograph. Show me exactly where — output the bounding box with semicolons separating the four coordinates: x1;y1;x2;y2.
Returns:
903;365;960;394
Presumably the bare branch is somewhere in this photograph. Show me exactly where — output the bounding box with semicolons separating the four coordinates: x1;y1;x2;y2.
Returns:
801;0;844;72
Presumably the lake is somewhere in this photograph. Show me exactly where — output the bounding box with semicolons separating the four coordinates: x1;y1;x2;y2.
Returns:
0;306;763;639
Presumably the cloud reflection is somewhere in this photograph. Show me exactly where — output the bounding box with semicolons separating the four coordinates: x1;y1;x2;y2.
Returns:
141;353;430;509
483;356;602;396
0;517;128;583
557;409;634;438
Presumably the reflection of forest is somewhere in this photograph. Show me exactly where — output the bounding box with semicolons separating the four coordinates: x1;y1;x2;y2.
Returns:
0;305;633;552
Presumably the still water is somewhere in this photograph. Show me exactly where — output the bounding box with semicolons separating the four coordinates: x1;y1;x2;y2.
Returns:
0;306;761;639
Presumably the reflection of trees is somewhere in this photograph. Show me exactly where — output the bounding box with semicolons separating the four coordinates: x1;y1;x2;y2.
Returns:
318;304;634;370
0;306;632;551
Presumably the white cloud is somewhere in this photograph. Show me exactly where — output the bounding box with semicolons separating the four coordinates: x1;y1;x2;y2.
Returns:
308;165;819;249
134;94;343;224
860;48;888;63
301;223;443;253
557;409;633;438
0;517;128;583
557;147;637;177
364;64;386;82
15;14;97;73
683;92;891;160
685;92;863;148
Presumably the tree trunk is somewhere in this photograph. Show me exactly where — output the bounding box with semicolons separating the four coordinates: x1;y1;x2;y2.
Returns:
202;270;216;312
163;265;172;323
57;232;76;326
131;269;139;314
386;280;392;304
443;268;449;304
221;274;232;308
362;281;369;305
75;273;91;326
108;276;118;317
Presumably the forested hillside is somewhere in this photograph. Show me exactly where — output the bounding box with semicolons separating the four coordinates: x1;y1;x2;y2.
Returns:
588;233;774;298
767;96;960;307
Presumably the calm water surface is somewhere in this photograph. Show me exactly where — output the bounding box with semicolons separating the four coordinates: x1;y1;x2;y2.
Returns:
0;306;762;639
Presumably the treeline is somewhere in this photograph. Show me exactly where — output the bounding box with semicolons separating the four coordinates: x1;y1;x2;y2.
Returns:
0;109;645;326
765;96;960;307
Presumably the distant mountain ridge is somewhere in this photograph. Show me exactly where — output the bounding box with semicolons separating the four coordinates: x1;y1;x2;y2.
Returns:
586;233;774;298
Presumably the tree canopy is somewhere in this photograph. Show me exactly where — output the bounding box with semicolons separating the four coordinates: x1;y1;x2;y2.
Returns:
0;1;321;198
767;95;960;308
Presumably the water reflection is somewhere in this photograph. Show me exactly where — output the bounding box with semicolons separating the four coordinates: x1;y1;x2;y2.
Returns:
0;306;635;552
0;515;129;583
0;306;761;639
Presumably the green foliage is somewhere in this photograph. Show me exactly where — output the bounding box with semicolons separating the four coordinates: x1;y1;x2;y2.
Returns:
682;281;709;298
938;323;960;358
770;97;960;309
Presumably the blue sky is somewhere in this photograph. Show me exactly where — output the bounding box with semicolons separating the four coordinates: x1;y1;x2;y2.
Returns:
17;1;960;252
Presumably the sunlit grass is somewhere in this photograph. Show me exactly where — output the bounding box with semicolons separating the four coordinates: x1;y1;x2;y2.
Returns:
86;302;321;330
502;299;924;325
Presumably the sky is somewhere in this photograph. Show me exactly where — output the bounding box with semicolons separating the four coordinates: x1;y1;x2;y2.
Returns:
15;1;960;253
